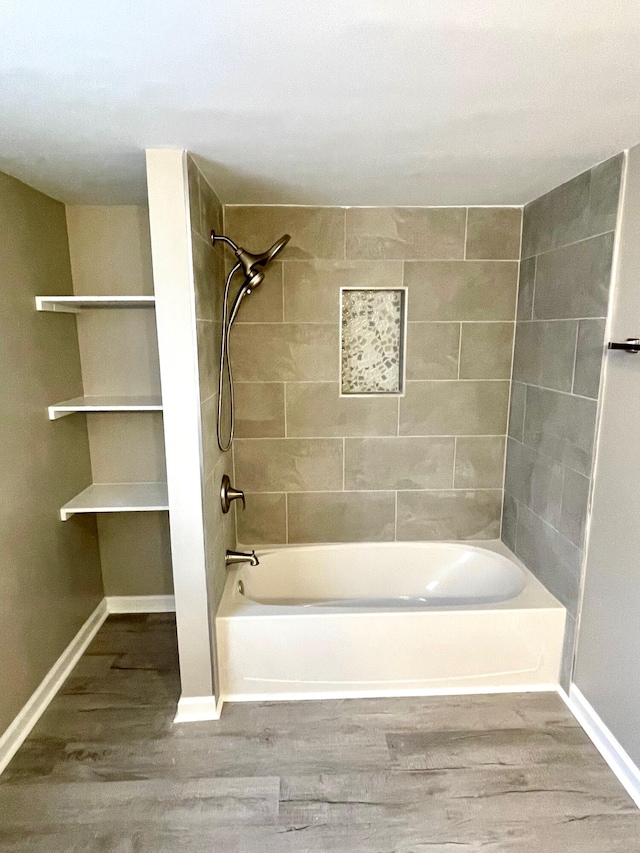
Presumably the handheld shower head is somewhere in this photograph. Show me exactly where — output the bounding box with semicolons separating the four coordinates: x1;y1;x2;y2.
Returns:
235;234;290;282
211;231;291;288
211;229;292;451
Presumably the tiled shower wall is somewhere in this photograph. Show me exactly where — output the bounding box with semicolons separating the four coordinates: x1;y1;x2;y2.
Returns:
224;205;522;544
501;154;623;687
187;156;237;609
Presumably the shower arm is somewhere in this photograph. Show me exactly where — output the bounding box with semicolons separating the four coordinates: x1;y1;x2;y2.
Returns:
212;232;241;253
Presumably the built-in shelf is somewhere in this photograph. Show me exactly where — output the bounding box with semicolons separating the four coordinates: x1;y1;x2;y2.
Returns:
60;482;169;521
48;395;163;420
36;295;155;313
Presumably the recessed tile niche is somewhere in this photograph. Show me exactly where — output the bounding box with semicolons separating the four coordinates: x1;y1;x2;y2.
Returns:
341;288;407;395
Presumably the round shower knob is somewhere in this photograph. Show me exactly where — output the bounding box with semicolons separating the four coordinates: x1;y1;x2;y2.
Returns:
220;474;246;513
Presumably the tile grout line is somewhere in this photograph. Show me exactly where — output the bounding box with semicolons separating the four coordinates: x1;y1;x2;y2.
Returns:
452;436;458;489
394;489;398;541
456;323;463;379
343;208;347;261
235;433;509;441
528;226;616;260
570;322;580;394
530;254;537;320
517;379;598;403
284;491;289;544
232;442;238;546
233;319;526;326
463;207;469;260
501;212;523;539
283;382;288;438
236;487;504;495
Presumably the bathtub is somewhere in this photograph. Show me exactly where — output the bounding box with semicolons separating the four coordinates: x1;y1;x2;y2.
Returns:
216;540;566;702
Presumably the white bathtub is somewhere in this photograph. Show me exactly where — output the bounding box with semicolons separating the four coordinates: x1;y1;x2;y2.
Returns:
216;541;566;702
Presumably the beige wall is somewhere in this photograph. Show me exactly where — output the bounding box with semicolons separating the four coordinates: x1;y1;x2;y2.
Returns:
65;206;172;596
187;157;236;614
223;205;521;544
0;172;103;738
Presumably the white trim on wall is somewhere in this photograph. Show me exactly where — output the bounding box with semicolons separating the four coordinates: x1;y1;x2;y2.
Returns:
145;148;216;702
559;685;640;810
106;595;176;613
0;599;109;776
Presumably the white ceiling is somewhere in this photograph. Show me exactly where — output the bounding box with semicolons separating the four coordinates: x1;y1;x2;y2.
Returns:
2;1;640;206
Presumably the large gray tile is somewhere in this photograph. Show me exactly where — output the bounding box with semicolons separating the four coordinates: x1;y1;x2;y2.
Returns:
345;437;454;490
287;491;395;542
504;437;564;527
234;438;343;492
400;381;510;436
233;261;283;322
588;153;623;236
191;233;217;322
224;205;345;259
508;381;527;441
522;169;591;257
454;436;505;489
573;318;606;399
405;322;459;380
345;207;465;260
405;260;518;321
283;260;402;322
397;490;502;540
196;164;223;240
512;320;578;392
237;492;287;545
234;383;285;438
196;319;216;402
285;382;398;437
465;207;522;260
186;155;202;237
533;232;615;320
558;467;590;549
459;322;514;380
515;505;583;617
501;492;518;551
517;256;535;320
523;386;597;476
230;323;338;381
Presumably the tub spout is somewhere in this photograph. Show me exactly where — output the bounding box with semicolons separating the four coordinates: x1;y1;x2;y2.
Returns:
225;549;259;568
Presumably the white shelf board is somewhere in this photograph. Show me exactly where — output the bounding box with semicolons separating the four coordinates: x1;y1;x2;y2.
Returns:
60;482;169;521
48;395;163;420
36;295;155;313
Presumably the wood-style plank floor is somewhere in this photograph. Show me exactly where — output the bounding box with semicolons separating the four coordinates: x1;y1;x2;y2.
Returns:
1;614;639;851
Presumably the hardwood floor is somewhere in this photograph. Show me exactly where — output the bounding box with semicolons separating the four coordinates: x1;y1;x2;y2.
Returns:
1;614;638;851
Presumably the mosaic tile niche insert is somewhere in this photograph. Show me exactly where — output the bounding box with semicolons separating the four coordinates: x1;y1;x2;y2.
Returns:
341;288;406;395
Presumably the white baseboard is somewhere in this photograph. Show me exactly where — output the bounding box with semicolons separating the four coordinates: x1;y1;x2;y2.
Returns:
106;595;176;614
559;685;640;809
174;694;224;723
0;599;108;776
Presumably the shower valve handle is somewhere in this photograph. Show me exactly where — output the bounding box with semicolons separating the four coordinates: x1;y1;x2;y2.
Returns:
221;474;246;513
